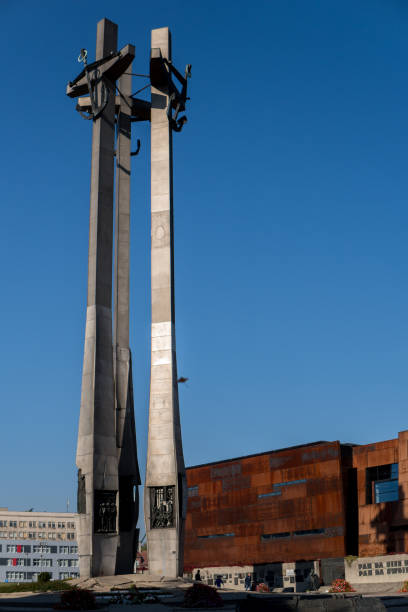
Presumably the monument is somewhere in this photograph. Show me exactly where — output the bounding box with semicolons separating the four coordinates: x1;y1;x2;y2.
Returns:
67;19;141;577
144;27;190;579
67;19;190;579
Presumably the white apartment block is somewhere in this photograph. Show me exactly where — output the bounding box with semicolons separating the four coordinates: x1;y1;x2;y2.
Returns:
0;508;78;582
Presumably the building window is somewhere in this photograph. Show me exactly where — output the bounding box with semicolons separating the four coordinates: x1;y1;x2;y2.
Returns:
197;533;235;539
0;532;9;538
7;558;29;567
67;533;75;540
33;545;51;553
9;521;17;528
188;486;199;497
33;559;52;567
7;545;17;553
366;464;399;504
59;546;69;554
0;521;7;527
261;532;290;541
6;571;25;581
60;572;79;579
258;491;282;499
48;533;56;539
29;521;36;528
58;559;69;567
272;479;307;488
293;528;325;537
58;522;66;529
19;522;26;528
48;522;56;529
70;546;78;554
9;532;17;539
28;533;36;539
67;522;75;529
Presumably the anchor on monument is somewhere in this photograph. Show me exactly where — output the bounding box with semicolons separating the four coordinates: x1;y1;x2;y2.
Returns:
66;43;141;120
150;48;191;131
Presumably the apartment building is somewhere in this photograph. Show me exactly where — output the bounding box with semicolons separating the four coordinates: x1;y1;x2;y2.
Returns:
0;509;78;582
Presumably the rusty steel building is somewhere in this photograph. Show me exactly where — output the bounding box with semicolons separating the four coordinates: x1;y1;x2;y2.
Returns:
184;440;358;571
184;432;408;572
354;430;408;557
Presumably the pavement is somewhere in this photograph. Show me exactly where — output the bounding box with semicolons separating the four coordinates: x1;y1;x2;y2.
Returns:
0;576;408;611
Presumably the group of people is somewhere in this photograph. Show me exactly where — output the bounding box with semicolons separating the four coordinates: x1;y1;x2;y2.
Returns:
194;569;320;592
194;570;253;590
194;569;225;588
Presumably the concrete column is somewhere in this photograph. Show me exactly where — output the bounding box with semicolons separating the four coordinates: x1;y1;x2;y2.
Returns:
76;18;119;578
144;27;186;578
114;65;141;574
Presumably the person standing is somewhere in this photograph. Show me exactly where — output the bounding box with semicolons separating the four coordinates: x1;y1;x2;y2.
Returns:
244;574;251;591
215;575;224;588
194;569;202;581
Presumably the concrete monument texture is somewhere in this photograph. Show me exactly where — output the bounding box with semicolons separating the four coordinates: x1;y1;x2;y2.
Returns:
144;27;187;579
67;18;140;577
67;19;190;578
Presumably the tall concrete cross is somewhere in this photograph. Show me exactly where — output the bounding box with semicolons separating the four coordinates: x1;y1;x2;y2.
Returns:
76;18;119;578
67;18;140;578
144;27;187;578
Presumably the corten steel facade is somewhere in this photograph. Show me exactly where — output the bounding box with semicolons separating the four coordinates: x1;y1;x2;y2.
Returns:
354;430;408;557
184;441;357;570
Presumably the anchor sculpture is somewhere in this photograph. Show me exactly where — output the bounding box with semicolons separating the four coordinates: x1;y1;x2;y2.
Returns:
75;48;109;120
67;44;136;119
150;47;191;131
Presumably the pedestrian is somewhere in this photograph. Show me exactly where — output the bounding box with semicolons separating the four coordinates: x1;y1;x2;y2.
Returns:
194;569;202;581
215;575;224;588
244;574;251;591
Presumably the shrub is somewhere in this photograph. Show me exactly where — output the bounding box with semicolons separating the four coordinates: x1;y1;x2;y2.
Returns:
329;578;355;593
0;580;72;594
38;572;52;583
56;587;97;610
109;587;159;605
183;583;224;608
399;581;408;593
255;583;269;593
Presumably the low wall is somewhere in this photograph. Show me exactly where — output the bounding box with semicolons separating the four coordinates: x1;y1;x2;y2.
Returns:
345;554;408;585
186;561;320;592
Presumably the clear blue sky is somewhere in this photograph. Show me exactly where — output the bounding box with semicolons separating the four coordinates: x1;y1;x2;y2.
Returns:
1;0;408;523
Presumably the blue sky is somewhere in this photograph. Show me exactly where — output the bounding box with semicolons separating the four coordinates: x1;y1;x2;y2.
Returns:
1;0;408;524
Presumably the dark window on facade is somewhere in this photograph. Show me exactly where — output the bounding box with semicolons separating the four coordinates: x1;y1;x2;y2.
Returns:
273;479;307;488
293;528;325;536
188;486;199;497
366;464;398;504
261;532;290;540
197;533;234;539
258;491;281;499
